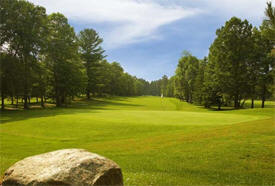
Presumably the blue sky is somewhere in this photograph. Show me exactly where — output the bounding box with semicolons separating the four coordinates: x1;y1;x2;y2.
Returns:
30;0;273;81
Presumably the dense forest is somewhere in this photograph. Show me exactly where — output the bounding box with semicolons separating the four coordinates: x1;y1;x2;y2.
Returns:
0;0;274;110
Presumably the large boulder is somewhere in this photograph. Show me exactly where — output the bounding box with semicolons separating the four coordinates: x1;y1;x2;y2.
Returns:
2;149;123;186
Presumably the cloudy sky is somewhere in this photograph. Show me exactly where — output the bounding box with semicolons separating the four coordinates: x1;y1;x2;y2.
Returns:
30;0;273;81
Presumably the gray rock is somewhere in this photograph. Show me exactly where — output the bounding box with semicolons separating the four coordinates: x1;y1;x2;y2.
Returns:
2;149;123;186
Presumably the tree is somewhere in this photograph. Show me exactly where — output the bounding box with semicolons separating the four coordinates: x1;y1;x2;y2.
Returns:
46;13;87;107
202;57;223;109
208;17;253;108
166;76;175;97
31;60;49;108
246;27;273;108
109;62;124;95
257;56;273;108
263;2;275;42
94;60;112;96
0;53;17;110
0;0;48;109
175;52;199;103
255;2;275;108
256;26;274;108
161;75;168;96
119;73;135;96
78;29;105;99
193;57;207;104
149;80;162;96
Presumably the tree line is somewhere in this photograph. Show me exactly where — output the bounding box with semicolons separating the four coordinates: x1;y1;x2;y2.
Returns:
154;2;275;109
0;0;156;110
1;1;274;110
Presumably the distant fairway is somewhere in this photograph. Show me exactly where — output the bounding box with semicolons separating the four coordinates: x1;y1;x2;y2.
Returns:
0;96;274;185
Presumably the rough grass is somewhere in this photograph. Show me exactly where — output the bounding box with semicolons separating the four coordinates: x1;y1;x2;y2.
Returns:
0;96;274;185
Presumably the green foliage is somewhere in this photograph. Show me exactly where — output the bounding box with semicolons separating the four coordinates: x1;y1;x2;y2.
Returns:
193;58;207;104
166;76;176;97
160;75;168;96
175;52;199;102
0;54;24;109
46;13;87;106
262;1;275;43
78;28;105;98
172;14;274;109
0;0;48;109
208;17;253;108
147;3;274;109
149;80;162;96
1;1;153;109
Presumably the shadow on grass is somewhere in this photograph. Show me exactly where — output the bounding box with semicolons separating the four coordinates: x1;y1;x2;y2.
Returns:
204;107;236;111
204;105;275;112
0;97;143;125
186;101;275;112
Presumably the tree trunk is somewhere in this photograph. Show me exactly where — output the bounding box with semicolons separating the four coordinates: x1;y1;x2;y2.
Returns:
36;97;39;103
41;96;44;108
56;95;61;107
261;83;267;108
218;102;221;110
1;96;4;110
55;79;61;107
251;99;254;108
234;95;240;109
234;97;238;109
61;94;65;104
28;96;31;104
189;93;193;104
11;97;14;105
16;96;18;108
251;86;255;109
24;96;28;109
65;96;68;107
53;61;63;107
0;67;4;110
87;91;90;99
261;96;265;108
23;55;29;109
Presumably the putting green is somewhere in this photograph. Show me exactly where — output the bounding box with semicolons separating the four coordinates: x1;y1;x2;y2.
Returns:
0;96;274;185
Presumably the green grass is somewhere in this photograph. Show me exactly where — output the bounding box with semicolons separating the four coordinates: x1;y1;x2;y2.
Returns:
0;96;274;185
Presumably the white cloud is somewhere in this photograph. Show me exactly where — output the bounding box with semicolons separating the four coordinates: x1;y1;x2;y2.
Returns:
29;0;200;48
201;0;275;22
29;0;274;48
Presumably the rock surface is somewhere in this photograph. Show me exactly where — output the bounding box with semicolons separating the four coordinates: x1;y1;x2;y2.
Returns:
2;149;123;186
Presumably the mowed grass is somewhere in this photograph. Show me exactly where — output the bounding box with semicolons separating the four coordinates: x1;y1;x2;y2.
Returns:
0;96;274;185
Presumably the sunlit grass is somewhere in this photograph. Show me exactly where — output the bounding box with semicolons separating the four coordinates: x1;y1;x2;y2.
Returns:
0;96;274;185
